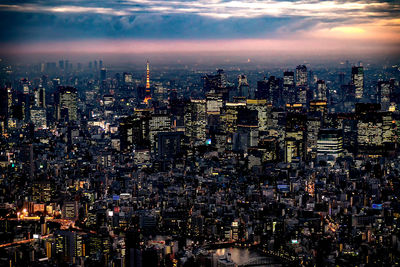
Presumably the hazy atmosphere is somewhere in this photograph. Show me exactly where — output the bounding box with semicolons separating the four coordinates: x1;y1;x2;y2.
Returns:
0;0;399;63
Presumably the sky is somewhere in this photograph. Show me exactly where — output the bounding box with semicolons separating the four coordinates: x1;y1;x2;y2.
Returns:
0;0;399;62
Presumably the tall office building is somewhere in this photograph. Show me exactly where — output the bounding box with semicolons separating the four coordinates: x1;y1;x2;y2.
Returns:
246;99;271;132
220;102;246;134
156;132;184;160
283;71;295;103
256;76;280;105
356;103;394;155
119;113;150;151
285;113;307;162
0;85;12;133
206;94;223;115
63;201;79;220
306;116;321;160
316;128;343;165
100;68;107;81
54;230;84;264
295;66;308;105
352;66;364;99
296;65;308;87
30;107;47;130
149;114;171;151
316;80;327;101
256;78;268;100
57;87;78;122
34;85;46;108
378;81;391;111
237;74;250;97
123;72;133;84
203;69;227;93
184;99;207;144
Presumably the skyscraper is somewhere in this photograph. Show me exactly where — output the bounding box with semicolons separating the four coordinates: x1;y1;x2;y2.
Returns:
203;69;227;93
316;80;327;101
100;68;107;81
296;65;308;87
237;74;249;97
283;71;295;103
184;99;207;144
123;72;133;84
316;128;343;165
0;85;12;133
57;87;78;122
296;65;308;104
34;85;46;108
352;66;364;99
256;76;281;105
30;107;47;130
378;81;391;111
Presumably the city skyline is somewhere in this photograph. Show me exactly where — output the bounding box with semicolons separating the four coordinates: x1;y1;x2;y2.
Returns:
1;1;400;266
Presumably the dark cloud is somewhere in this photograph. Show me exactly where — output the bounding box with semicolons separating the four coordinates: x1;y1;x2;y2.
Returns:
0;0;398;43
0;11;299;42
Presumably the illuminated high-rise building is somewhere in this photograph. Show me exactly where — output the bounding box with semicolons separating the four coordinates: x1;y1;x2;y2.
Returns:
285;113;307;162
149;113;171;151
57;86;78;122
295;65;308;104
119;112;151;151
356;103;394;155
316;80;327;101
34;85;46;108
0;86;11;134
146;61;150;89
54;230;84;264
256;76;281;105
62;201;79;220
184;99;207;144
352;66;364;99
296;65;308;87
30;107;47;130
283;71;295;103
246;99;271;132
206;93;223;115
378;81;391;111
144;60;152;104
306;116;321;160
203;69;227;93
123;72;133;84
316;128;343;165
237;74;249;97
221;102;246;134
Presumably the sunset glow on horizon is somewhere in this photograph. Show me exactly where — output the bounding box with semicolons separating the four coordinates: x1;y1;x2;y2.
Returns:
0;0;398;59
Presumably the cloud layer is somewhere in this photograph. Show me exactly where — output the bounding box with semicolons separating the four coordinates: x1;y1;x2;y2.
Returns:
0;0;399;55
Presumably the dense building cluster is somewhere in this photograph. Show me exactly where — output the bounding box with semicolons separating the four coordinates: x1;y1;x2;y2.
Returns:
0;59;400;266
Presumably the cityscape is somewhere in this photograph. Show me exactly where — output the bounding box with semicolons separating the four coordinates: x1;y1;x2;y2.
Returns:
0;0;400;267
